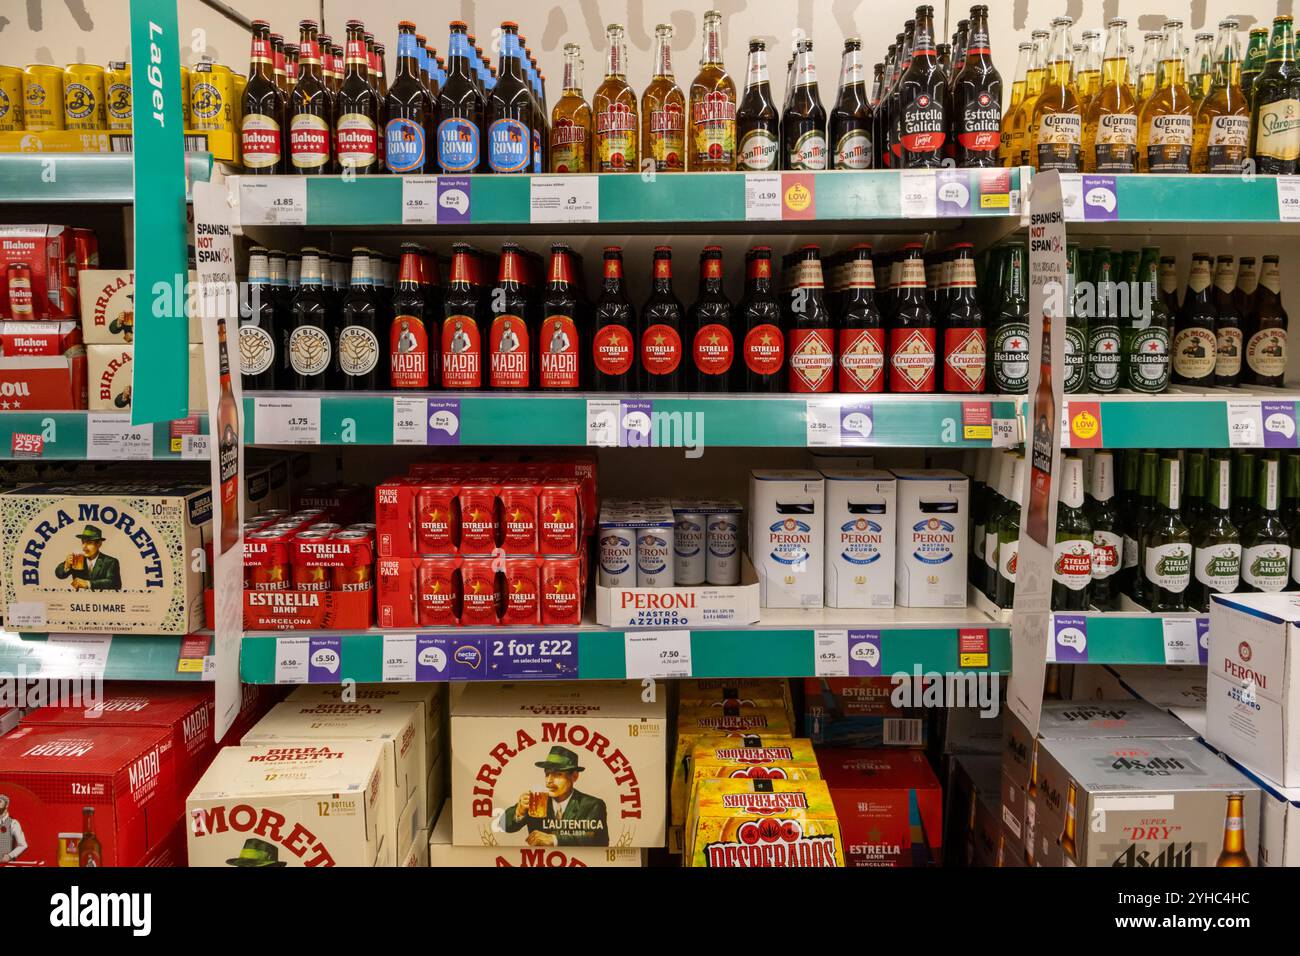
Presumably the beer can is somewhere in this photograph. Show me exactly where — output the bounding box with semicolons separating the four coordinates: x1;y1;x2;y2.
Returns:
190;61;234;134
416;483;459;554
243;520;268;535
598;524;636;588
541;555;583;625
73;228;99;272
636;525;674;588
23;64;64;131
253;508;289;522
346;522;376;533
231;71;246;130
0;66;25;131
179;65;192;127
333;562;372;593
418;556;460;626
105;61;131;130
6;263;34;319
672;509;707;586
248;562;291;590
501;556;540;625
308;521;342;534
293;563;331;592
63;64;106;130
458;481;500;554
498;481;538;553
460;556;500;626
539;480;582;555
292;508;326;517
706;511;742;586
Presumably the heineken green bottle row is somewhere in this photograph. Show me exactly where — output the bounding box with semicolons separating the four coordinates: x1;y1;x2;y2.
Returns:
970;447;1300;614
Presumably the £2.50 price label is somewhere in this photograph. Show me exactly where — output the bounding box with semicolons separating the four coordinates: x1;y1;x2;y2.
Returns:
401;177;439;225
624;630;692;679
1278;176;1300;221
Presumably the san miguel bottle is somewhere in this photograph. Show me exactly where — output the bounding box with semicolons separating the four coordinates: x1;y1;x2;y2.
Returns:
991;244;1030;394
1193;19;1250;174
1032;16;1082;171
689;10;737;171
1245;254;1288;386
1138;20;1194;173
287;248;335;389
386;22;432;173
642;24;686;172
1084;19;1138;173
592;247;636;390
687;246;735;390
337;20;379;173
390;243;432;389
786;245;835;393
1173;253;1218;387
942;242;986;392
739;247;784;391
1249;15;1300;175
640;246;686;391
1051;453;1093;612
836;244;884;392
488;243;531;389
952;5;1001;167
737;39;780;170
241;20;288;174
288;20;334;174
441;244;484;389
1087;450;1123;610
889;244;937;392
549;43;592;172
1191;453;1241;611
830;37;873;168
485;22;532;173
594;24;638;173
335;247;382;390
539;245;581;390
783;40;828;169
898;5;948;167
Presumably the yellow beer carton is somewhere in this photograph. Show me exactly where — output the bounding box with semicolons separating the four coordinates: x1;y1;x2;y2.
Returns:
681;735;821;828
686;778;845;868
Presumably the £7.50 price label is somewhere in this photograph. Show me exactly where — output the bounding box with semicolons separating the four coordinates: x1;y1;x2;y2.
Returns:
624;630;692;679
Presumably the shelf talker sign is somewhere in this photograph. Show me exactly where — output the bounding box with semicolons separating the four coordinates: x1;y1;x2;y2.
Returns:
1007;170;1067;736
130;0;190;424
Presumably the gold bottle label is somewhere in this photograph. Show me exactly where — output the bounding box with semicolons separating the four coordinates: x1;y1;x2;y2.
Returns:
1254;98;1300;161
1146;113;1193;171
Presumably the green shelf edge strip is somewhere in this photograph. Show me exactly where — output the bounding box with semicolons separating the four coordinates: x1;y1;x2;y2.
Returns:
0;413;209;460
0;633;213;681
0;151;211;202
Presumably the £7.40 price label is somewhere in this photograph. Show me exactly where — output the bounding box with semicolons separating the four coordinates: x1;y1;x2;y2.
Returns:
624;630;692;679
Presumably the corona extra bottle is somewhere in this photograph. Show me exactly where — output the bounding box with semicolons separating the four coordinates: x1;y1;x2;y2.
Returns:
1083;19;1137;173
1009;30;1048;166
1138;20;1194;173
1076;30;1102;109
1031;16;1082;172
1136;31;1161;104
1192;19;1249;174
1000;41;1030;165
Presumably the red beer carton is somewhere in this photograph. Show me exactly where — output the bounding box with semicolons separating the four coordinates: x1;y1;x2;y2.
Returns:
460;556;500;626
539;479;582;555
498;480;538;554
501;556;541;625
458;481;499;554
0;321;87;410
815;748;944;867
541;555;583;626
0;225;74;321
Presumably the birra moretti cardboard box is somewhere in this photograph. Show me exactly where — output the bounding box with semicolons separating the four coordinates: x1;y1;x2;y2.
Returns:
0;480;211;634
186;742;389;868
1207;593;1300;787
429;800;644;867
748;470;824;609
892;469;969;608
822;470;895;609
451;680;667;848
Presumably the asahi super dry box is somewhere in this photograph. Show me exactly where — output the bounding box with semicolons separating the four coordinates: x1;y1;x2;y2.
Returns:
686;778;845;868
186;742;389;868
451;680;667;848
429;800;645;867
0;480;211;634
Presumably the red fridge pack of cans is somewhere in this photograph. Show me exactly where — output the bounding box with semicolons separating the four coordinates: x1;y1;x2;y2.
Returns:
815;748;944;868
0;321;87;410
244;524;375;630
0;225;76;320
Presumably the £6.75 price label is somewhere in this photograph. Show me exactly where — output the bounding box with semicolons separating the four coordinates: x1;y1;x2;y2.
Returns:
624;630;692;679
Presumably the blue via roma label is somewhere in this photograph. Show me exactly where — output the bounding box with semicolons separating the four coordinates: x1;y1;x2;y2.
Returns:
437;117;480;173
488;118;531;173
386;117;427;173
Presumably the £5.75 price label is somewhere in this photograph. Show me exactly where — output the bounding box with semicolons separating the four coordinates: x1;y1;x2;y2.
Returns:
624;630;692;679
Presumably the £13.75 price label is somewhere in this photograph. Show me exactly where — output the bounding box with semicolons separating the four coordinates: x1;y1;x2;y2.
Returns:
624;630;692;679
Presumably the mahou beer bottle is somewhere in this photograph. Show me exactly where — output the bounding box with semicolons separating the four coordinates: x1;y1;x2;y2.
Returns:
594;24;638;173
830;38;873;169
898;5;949;167
486;22;533;174
288;248;334;389
442;244;485;389
391;243;432;389
241;21;288;173
783;40;827;170
737;39;780;170
1245;254;1288;387
837;244;884;392
640;246;686;391
689;10;737;170
540;245;581;390
952;5;1001;167
386;21;432;173
739;246;784;391
592;246;636;390
488;243;531;389
642;24;686;172
943;242;986;392
550;44;592;172
289;20;334;174
889;244;937;392
436;21;484;174
786;246;835;393
688;246;735;390
335;247;382;389
337;20;379;173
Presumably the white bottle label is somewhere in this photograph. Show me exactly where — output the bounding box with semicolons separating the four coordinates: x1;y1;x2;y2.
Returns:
1145;541;1192;594
1194;542;1241;594
1053;539;1094;590
1242;544;1290;591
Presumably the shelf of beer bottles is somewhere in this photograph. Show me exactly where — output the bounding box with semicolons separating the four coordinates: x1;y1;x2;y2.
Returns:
230;167;1026;230
242;393;1023;449
1059;173;1300;231
0;631;214;681
1047;611;1209;667
0;412;210;460
0;151;213;203
237;613;1012;684
1060;391;1300;449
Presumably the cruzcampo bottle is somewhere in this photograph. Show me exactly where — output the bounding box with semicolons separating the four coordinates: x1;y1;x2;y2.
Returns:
1087;450;1123;610
1052;453;1094;611
1240;452;1292;592
1143;455;1193;612
1191;453;1241;611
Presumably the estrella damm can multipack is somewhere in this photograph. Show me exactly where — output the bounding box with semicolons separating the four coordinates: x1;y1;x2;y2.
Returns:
686;778;846;868
682;735;821;829
0;480;211;634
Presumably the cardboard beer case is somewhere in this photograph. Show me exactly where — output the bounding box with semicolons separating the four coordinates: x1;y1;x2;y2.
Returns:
680;736;821;828
77;268;203;345
87;343;206;412
685;778;846;868
816;748;943;867
429;800;644;867
0;321;87;410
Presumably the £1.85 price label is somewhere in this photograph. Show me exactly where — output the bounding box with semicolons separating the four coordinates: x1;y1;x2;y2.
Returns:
624;630;691;679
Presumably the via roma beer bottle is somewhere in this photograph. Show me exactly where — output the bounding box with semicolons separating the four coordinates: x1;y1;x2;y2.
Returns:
786;245;834;393
889;244;936;392
390;243;432;389
1032;16;1082;171
550;44;592;172
1137;20;1194;173
488;243;531;389
442;244;484;389
386;21;432;173
942;242;986;392
687;246;735;390
540;245;581;390
783;40;827;169
486;22;533;173
1083;19;1138;172
1249;15;1300;175
288;20;334;174
215;317;241;555
592;247;636;390
436;21;484;173
337;20;379;173
640;246;685;391
836;244;884;392
689;10;737;170
642;24;686;172
1192;19;1250;174
594;24;638;173
737;39;780;170
241;20;287;173
952;5;1002;167
830;37;873;168
898;5;948;167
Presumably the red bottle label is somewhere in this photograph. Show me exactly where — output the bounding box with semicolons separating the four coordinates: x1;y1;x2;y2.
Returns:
489;314;530;388
592;323;635;376
641;323;683;376
539;314;580;388
837;327;885;392
390;314;429;388
441;314;482;388
888;326;937;392
943;326;987;392
743;323;784;376
787;327;835;392
693;322;735;376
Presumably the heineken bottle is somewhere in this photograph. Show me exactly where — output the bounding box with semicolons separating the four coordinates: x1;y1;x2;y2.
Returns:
1190;453;1240;611
996;454;1028;609
983;451;1017;598
1231;450;1258;529
1052;453;1094;611
991;244;1030;394
1064;243;1088;393
1087;450;1123;610
1118;447;1139;515
1142;455;1193;612
1183;448;1207;527
1126;449;1160;604
1240;452;1291;592
1086;246;1122;393
1124;247;1171;393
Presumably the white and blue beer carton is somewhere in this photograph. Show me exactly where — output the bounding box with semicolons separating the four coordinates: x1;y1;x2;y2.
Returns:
821;469;896;609
749;470;824;609
892;469;969;608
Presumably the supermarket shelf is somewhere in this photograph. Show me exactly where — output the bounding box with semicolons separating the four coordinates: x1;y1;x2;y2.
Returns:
0;151;213;203
0;412;209;460
1060;173;1300;232
0;631;213;681
1048;611;1208;666
1062;391;1300;448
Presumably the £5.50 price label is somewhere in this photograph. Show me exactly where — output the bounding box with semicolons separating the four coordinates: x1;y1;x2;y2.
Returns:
624;630;692;679
255;397;321;444
238;177;308;226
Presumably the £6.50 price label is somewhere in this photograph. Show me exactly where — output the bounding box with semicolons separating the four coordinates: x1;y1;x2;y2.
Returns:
255;396;322;444
238;177;308;226
624;630;692;679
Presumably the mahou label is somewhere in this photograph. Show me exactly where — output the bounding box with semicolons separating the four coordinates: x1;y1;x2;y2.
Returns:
390;313;429;388
240;114;282;170
540;315;580;388
641;323;683;376
442;315;482;388
744;324;784;376
693;323;734;377
593;324;634;376
837;328;884;392
336;112;378;168
290;113;331;170
788;328;834;392
489;314;530;388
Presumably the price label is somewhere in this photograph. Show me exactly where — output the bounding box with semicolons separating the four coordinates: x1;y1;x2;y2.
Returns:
1227;400;1264;448
586;399;620;447
1278;176;1300;221
382;634;417;682
47;634;112;679
744;173;782;220
1162;617;1200;665
275;636;310;684
10;432;43;457
1059;173;1084;222
624;629;692;679
393;397;428;445
813;629;849;677
6;601;46;629
900;169;938;218
87;413;153;460
805;401;841;447
238;177;308;226
254;397;321;445
992;418;1019;447
181;434;210;459
401;176;439;225
202;655;217;681
530;176;599;223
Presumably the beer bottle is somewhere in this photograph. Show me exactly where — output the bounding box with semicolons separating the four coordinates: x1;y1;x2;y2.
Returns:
642;25;686;173
594;24;638;173
335;248;382;390
1136;32;1161;103
550;44;592;173
1139;455;1192;611
1250;15;1300;175
991;244;1030;394
374;43;391;166
1138;21;1195;173
885;21;916;168
739;247;785;392
1214;794;1253;867
1125;248;1171;393
786;246;835;393
315;35;336;94
1000;41;1030;166
241;21;288;174
737;39;780;170
1172;253;1218;387
783;40;828;170
270;32;289;99
1185;448;1208;527
888;244;937;392
876;35;902;167
972;450;1001;592
539;245;581;390
942;242;986;393
239;246;279;391
1063;244;1087;394
1191;453;1241;611
1233;450;1259;530
689;10;737;171
1241;27;1270;101
949;18;970;98
336;20;379;174
871;61;886;111
390;243;432;389
1032;16;1082;172
1192;19;1250;174
1213;255;1243;386
1007;31;1048;166
441;244;485;389
1051;453;1093;611
1241;452;1291;592
897;5;948;167
487;243;532;389
837;245;885;393
1288;453;1300;591
981;451;1012;598
1235;255;1259;320
952;5;1001;168
485;22;532;174
1245;254;1288;387
687;246;735;391
283;42;299;94
1125;450;1159;602
287;248;334;390
1077;31;1103;108
78;807;102;867
641;246;686;392
1087;450;1123;610
830;38;873;169
434;22;483;174
1191;32;1216;100
288;20;333;174
1084;19;1138;173
592;247;636;391
1085;247;1121;392
994;454;1027;608
386;22;432;174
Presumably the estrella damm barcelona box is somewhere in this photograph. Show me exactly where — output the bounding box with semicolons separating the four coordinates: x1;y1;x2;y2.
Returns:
686;778;845;868
0;480;211;633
